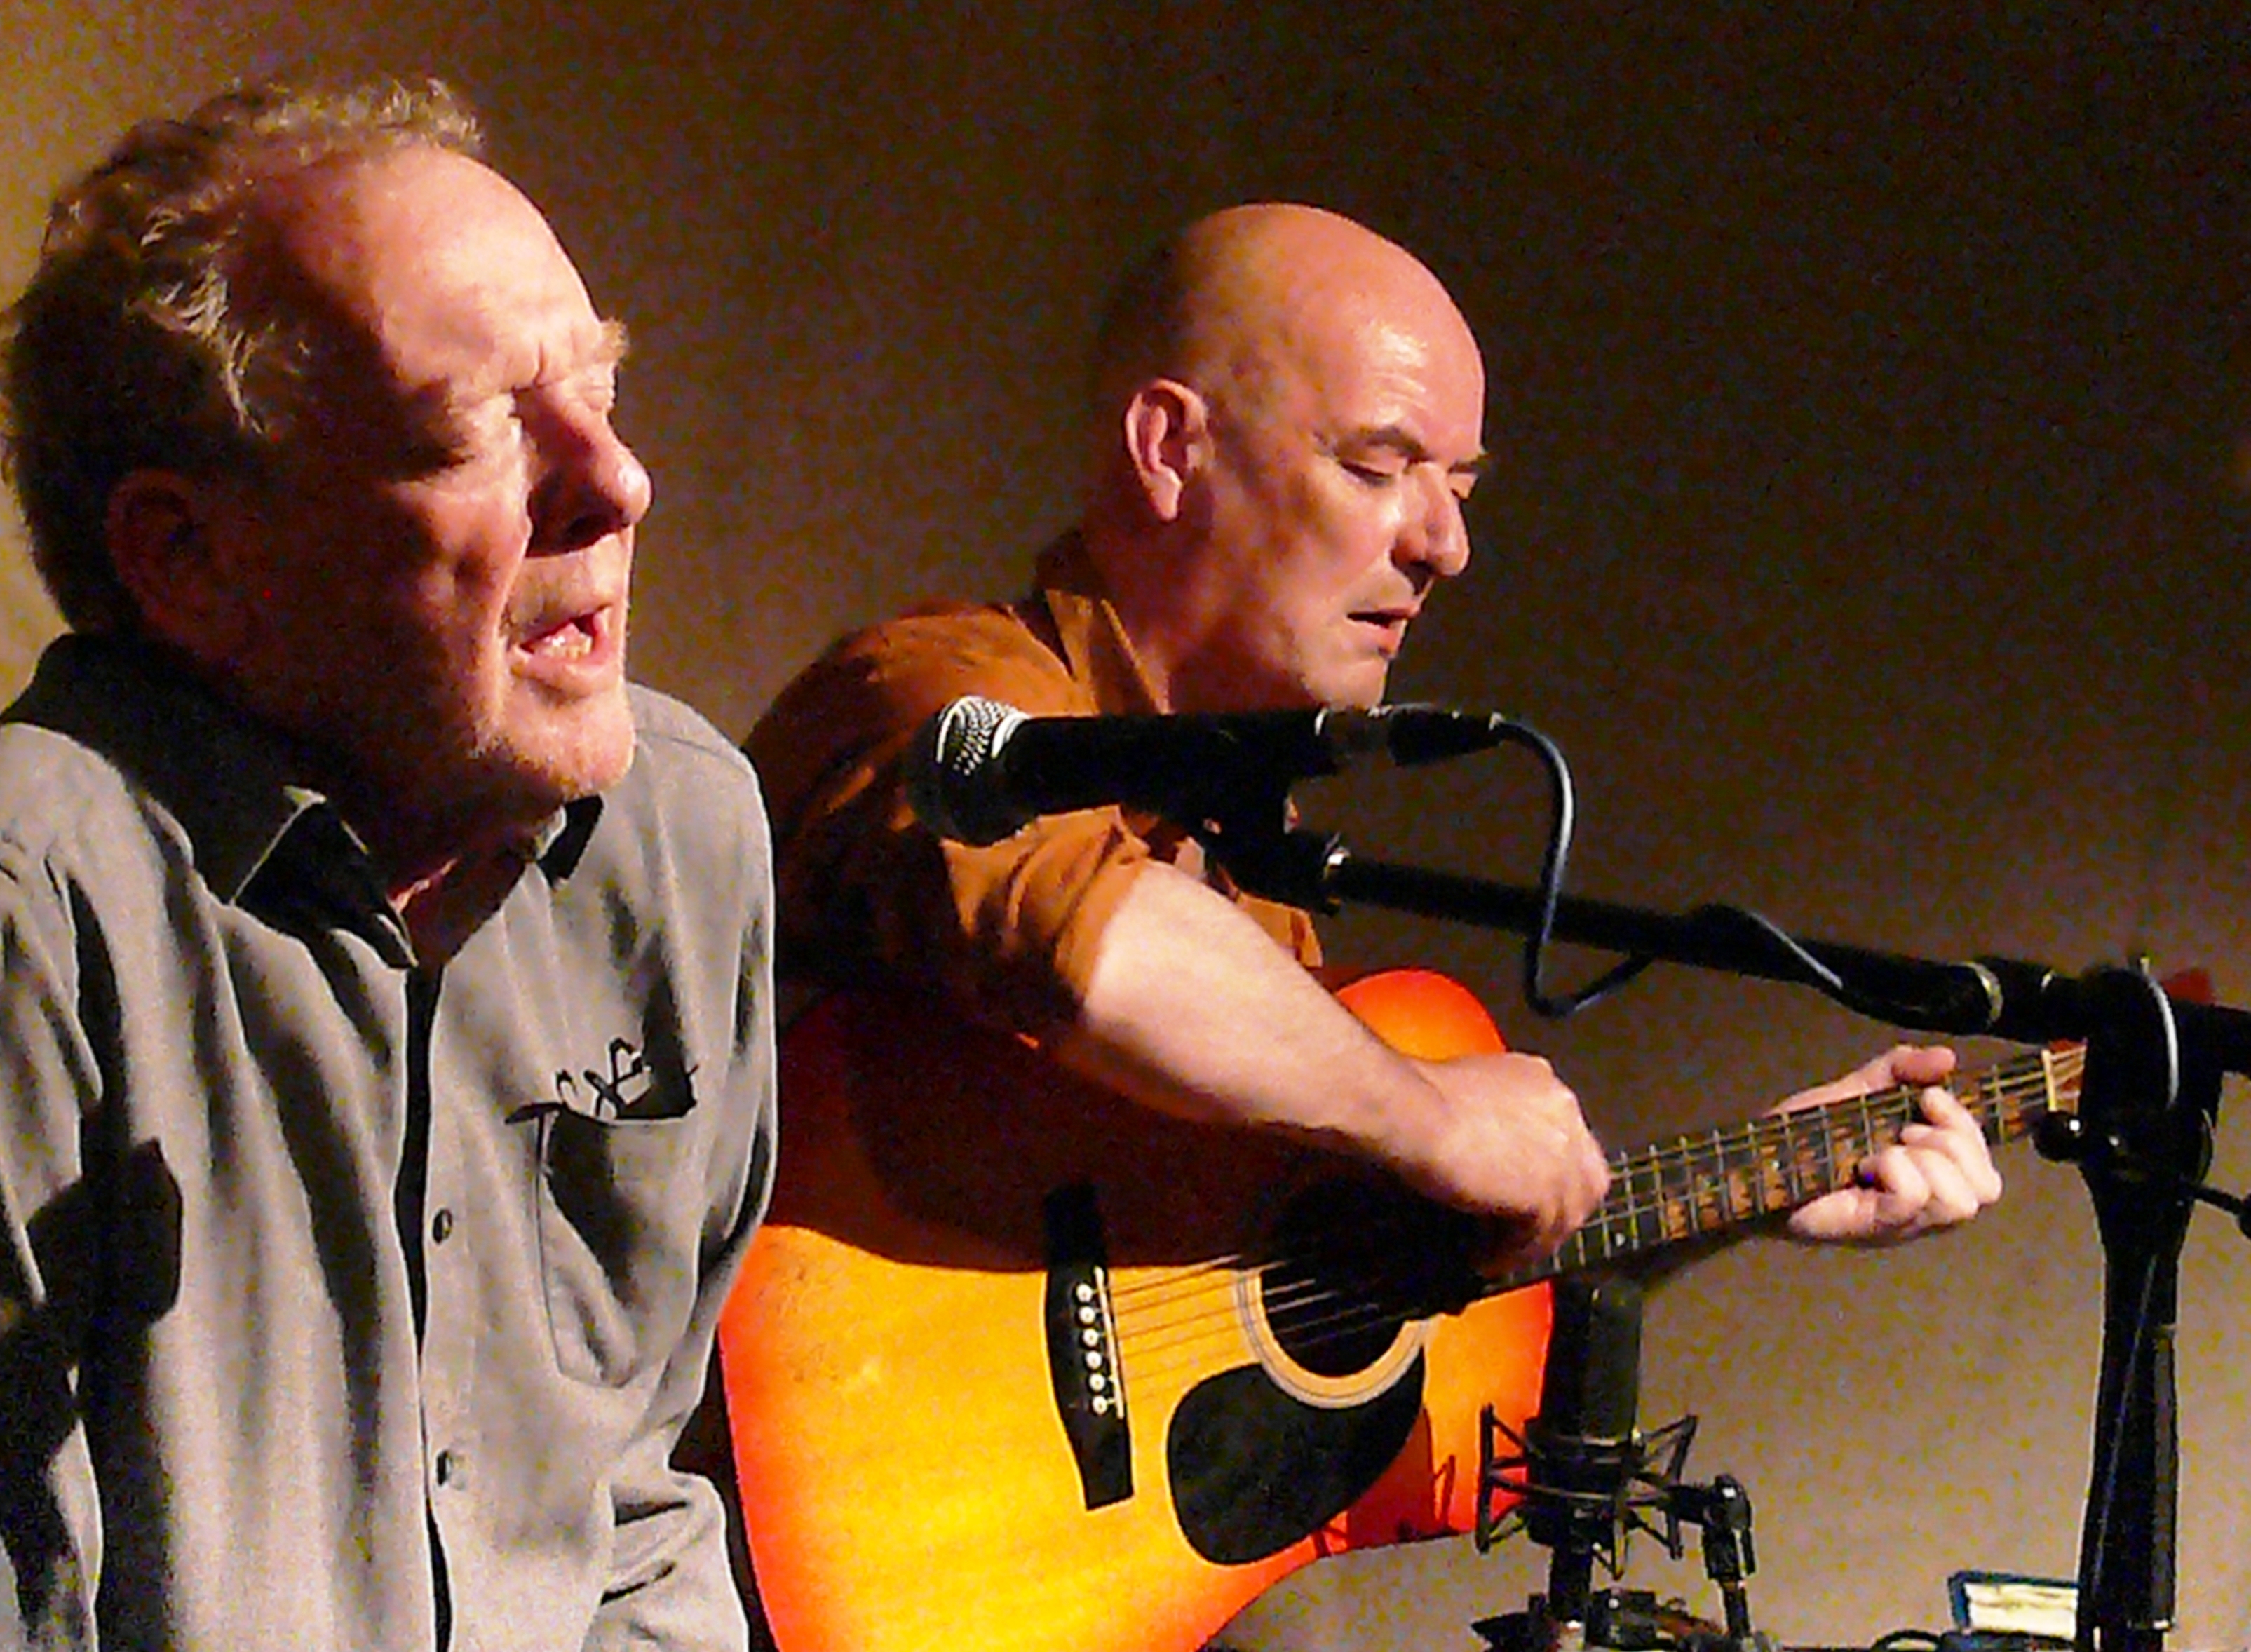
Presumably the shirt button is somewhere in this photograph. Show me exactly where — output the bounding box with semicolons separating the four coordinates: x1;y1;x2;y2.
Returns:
431;1208;454;1244
435;1449;457;1486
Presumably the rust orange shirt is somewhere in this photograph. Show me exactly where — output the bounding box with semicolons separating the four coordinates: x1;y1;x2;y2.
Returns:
748;533;1321;1039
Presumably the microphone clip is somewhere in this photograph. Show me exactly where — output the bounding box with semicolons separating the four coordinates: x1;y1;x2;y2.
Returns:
1194;810;1349;915
1475;1404;1701;1575
1477;1407;1784;1652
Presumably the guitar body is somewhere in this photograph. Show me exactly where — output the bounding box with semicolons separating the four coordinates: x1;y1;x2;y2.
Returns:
720;969;1552;1652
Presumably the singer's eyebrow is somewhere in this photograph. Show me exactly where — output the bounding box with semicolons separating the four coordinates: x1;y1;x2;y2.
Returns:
412;318;633;438
1337;422;1491;478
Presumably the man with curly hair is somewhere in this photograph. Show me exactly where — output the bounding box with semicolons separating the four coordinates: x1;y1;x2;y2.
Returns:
0;79;776;1650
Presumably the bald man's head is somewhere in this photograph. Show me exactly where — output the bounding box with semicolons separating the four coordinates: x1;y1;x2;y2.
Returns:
1089;203;1478;436
1081;204;1488;713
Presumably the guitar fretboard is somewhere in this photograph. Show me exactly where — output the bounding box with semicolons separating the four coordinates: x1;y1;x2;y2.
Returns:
1490;1044;2083;1292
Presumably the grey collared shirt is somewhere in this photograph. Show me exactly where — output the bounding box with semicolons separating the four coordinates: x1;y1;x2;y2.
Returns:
0;637;776;1651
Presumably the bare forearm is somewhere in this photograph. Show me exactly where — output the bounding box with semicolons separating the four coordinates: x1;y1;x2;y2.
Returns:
1057;863;1435;1148
1053;865;1608;1243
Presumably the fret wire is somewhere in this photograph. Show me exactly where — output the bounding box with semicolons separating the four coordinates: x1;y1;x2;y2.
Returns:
1539;1052;2069;1280
1604;1159;1628;1245
1682;1129;1708;1233
1711;1125;1734;1229
1654;1138;1686;1240
1638;1152;1675;1251
1482;1050;2072;1294
1643;1148;1670;1246
1745;1114;1773;1212
1757;1113;1788;1212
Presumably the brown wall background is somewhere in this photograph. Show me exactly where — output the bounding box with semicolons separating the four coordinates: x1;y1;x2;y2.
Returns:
2;4;2247;1644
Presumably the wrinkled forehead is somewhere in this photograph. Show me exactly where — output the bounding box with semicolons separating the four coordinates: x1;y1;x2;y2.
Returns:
249;147;612;387
1219;266;1487;452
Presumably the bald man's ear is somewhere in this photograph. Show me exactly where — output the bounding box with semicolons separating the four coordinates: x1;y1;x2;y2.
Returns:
104;471;257;663
1120;379;1213;524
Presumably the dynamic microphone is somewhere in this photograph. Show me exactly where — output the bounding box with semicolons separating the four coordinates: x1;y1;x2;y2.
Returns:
1522;1273;1646;1632
906;694;1516;846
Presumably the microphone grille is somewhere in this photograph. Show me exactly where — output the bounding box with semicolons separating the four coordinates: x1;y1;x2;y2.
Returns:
905;696;1023;846
1539;1274;1642;1445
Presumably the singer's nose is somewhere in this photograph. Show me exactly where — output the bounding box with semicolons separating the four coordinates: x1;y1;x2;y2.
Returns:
1397;465;1471;583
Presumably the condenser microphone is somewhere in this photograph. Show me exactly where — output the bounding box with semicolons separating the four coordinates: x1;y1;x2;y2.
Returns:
906;694;1516;846
1523;1273;1647;1632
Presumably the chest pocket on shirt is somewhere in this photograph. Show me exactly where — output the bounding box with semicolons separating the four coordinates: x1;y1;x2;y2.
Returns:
533;1099;703;1388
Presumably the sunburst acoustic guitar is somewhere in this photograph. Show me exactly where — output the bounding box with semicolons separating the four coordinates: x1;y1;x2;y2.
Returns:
716;968;2081;1652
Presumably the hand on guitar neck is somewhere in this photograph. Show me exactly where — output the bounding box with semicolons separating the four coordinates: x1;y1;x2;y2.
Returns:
1776;1041;2005;1243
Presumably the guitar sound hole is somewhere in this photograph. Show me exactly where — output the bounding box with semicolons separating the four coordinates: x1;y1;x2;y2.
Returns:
1262;1181;1481;1379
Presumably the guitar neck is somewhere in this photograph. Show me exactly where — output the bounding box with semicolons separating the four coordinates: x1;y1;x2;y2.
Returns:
1491;1044;2083;1291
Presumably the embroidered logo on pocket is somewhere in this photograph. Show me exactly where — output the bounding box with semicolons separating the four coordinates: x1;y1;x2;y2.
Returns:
551;1038;694;1121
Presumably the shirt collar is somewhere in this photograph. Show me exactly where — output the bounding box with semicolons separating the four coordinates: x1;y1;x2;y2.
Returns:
1029;529;1165;719
6;635;599;921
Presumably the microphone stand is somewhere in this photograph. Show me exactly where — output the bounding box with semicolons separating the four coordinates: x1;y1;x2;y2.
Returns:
1194;805;2251;1652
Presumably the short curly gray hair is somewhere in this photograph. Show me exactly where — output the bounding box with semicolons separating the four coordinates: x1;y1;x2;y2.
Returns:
1;77;485;633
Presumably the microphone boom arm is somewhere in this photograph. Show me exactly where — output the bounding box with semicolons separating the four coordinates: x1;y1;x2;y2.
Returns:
1210;818;2251;1066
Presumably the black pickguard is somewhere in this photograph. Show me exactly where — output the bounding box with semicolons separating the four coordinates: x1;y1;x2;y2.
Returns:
1167;1356;1429;1565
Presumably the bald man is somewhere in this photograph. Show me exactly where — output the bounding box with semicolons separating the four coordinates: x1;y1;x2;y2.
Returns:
748;203;1997;1249
730;200;2001;1652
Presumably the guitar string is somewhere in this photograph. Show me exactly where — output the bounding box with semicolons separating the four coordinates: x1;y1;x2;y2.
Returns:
1107;1052;2073;1324
1112;1069;2059;1351
1108;1056;2076;1376
1103;1053;2079;1381
1347;1055;2072;1358
1118;1128;2039;1374
1115;1063;2074;1368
